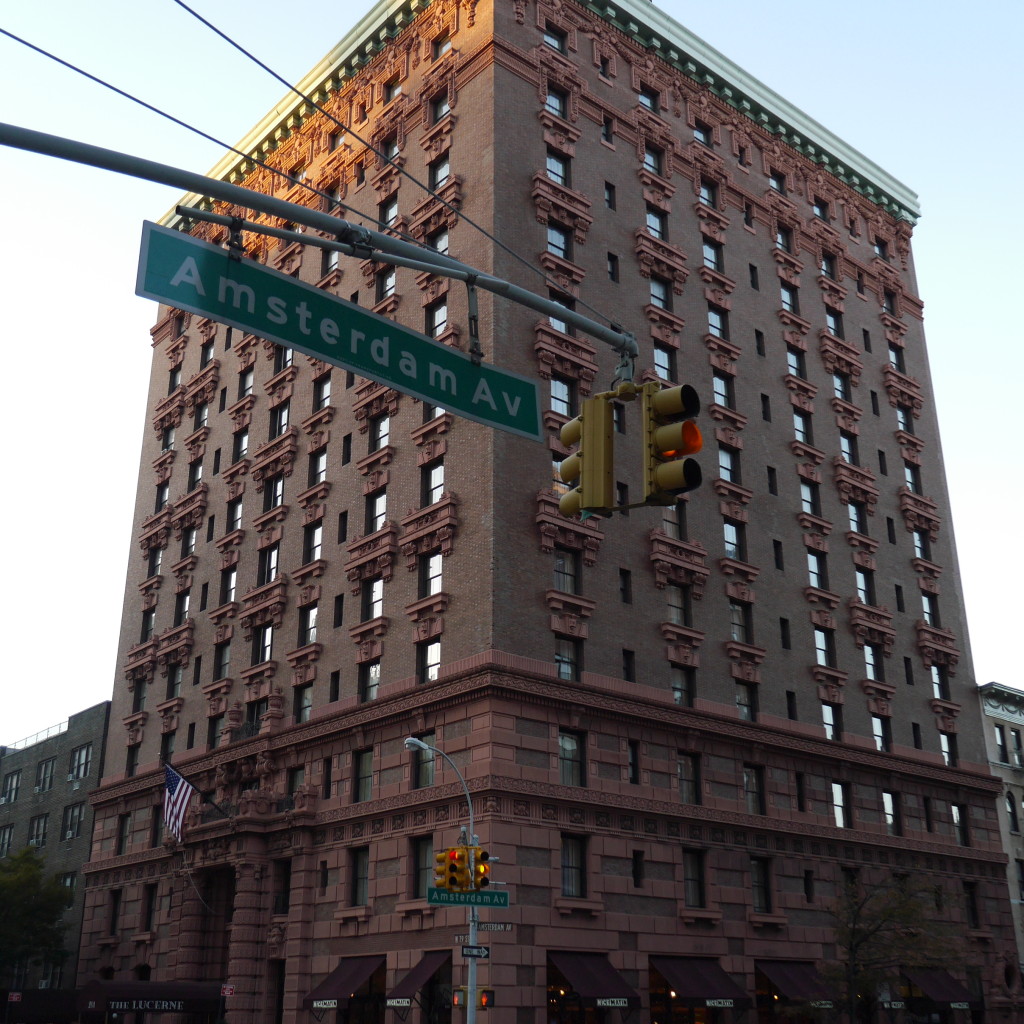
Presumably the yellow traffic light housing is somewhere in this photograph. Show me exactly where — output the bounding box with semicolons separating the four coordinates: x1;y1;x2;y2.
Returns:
434;849;452;890
449;847;472;891
472;847;491;889
640;382;702;505
558;396;614;516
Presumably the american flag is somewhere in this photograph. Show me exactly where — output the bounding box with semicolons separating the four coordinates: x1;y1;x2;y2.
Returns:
164;764;196;841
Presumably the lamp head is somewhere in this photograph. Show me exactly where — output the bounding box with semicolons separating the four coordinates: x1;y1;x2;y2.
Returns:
404;736;429;752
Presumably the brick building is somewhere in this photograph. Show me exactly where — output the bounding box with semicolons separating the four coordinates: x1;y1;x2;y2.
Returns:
0;701;110;994
78;0;1020;1021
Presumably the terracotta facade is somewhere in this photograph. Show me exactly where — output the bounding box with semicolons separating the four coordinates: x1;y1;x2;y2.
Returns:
79;0;1020;1020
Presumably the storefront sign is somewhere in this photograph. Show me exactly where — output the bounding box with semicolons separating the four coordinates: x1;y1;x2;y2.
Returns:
706;1000;734;1007
313;1000;340;1009
810;1001;834;1010
596;999;629;1007
109;1000;186;1012
387;999;413;1007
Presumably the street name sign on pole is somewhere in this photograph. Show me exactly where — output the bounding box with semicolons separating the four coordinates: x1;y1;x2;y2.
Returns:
136;222;542;441
462;946;490;959
427;889;510;908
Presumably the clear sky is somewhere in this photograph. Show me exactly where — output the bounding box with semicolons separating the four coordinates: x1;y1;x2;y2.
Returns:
0;0;1020;744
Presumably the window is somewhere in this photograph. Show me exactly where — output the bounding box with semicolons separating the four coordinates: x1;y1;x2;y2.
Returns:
848;501;868;534
672;665;695;707
546;223;572;262
165;662;184;700
698;179;717;208
825;307;844;339
888;343;906;373
369;414;390;451
769;170;786;193
545;88;567;118
653;345;675;381
365;489;387;533
601;115;613;142
429;155;450;190
553;547;580;594
28;814;48;848
693;120;712;146
855;569;876;605
896;405;915;434
931;665;950;701
666;584;692;627
193;402;209;430
822;702;843;741
213;641;231;682
707;305;728;339
35;758;55;793
682;850;705;907
559;730;585;786
298;603;318;646
0;824;12;857
219;567;237;607
308;448;328;487
412;734;436;789
678;753;701;805
431;92;451;123
161;425;175;451
743;765;766;814
643;145;663;176
786;346;807;379
728;601;752;643
543;24;567;52
913;529;932;561
428;227;449;255
361;577;384;621
604;182;616;209
555;637;581;679
69;744;92;780
1008;794;1020;833
873;237;889;261
154;482;169;512
839;431;859;465
702;238;723;273
607;252;619;282
358;660;381;702
550;375;576;417
645;206;667;240
736;682;758;725
302;521;323;565
952;802;969;845
292;684;313;724
352;749;373;802
904;461;923;494
547;290;575;334
775;227;793;254
800;481;821;516
638;85;659;110
115;812;131;855
350;847;370;906
421;460;445;506
872;715;892;753
1;771;21;805
545;149;569;186
268;401;290;440
227;498;243;533
257;543;280;587
814;628;836;668
379;195;398;227
750;858;773;913
832;781;851;827
416;641;441;683
793;410;813;445
232;428;249;463
723;519;746;561
812;196;830;220
251;624;273;666
718;446;740;484
780;284;799;315
712;373;734;408
419;552;443;599
376;268;396;303
820;252;837;279
560;835;586;897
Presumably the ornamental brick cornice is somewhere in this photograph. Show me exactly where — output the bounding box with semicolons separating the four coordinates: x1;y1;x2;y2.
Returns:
345;523;400;592
152;449;176;485
705;336;740;373
712;479;752;508
250;428;300;483
898;489;941;540
411;412;453;448
832;458;879;508
911;556;943;591
349;616;389;645
817;275;847;308
812;666;848;692
301;405;335;441
545;588;595;638
638;168;676;210
819;333;863;384
419;110;456;159
156;696;185;734
291;559;327;587
184;361;220;408
719;557;759;586
784;373;817;410
139;509;171;554
183;426;209;460
239;578;289;639
660;623;704;667
357;444;395;477
798;512;833;541
697;265;735;296
724;641;767;682
916;622;960;672
771;247;803;282
228;394;255;429
399;493;459;568
791;440;825;465
536;491;604;565
645;304;686;343
848;600;896;651
693;202;729;239
539;250;585;289
831;397;862;432
930;699;961;733
405;592;449;624
648;532;710;595
530;173;593;242
896;429;926;464
707;404;747;432
883;366;924;415
352;380;401;430
285;642;323;675
633;231;689;292
805;586;841;610
125;639;159;679
533;325;599;393
202;678;234;716
157;621;194;667
153;388;185;436
122;711;147;746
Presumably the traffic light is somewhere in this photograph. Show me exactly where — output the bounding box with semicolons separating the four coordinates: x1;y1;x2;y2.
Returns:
640;382;702;505
452;988;468;1008
472;847;490;889
449;847;472;891
435;849;452;890
478;990;494;1010
558;395;614;516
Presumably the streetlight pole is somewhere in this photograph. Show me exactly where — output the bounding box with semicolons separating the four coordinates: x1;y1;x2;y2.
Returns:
404;737;479;1024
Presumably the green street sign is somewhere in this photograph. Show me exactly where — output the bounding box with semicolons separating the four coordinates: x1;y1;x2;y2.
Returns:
136;222;541;440
427;889;510;908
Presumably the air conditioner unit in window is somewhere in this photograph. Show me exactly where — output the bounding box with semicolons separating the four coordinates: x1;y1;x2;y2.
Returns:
0;797;7;805
37;981;50;990
65;831;75;841
28;838;41;847
33;786;41;793
1015;752;1023;767
72;782;81;791
66;773;76;782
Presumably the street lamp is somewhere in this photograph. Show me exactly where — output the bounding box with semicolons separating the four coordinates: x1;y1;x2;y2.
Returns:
403;737;481;1024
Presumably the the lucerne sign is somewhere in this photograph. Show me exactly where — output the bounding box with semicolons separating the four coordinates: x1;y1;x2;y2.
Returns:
137;222;542;441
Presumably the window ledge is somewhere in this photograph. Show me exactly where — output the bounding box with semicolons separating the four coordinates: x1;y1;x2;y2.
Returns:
679;906;722;924
335;905;371;923
747;910;787;927
554;896;602;916
394;898;437;920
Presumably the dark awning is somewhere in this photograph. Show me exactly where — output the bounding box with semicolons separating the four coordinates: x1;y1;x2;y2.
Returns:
904;969;977;1007
386;951;451;1005
756;962;833;1007
303;956;386;1010
2;989;78;1023
548;951;642;1008
78;980;223;1014
651;957;751;1009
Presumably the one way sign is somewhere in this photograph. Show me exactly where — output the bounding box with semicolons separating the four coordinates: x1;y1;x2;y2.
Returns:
461;946;490;958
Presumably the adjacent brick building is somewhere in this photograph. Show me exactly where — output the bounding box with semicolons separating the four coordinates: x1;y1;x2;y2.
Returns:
0;701;111;992
78;0;1020;1020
